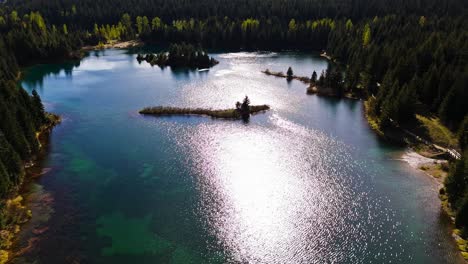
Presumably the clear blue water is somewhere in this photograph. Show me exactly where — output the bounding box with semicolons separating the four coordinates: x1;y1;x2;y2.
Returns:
12;49;463;263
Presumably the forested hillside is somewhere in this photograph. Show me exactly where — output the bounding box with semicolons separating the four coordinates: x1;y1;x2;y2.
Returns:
5;0;468;26
0;0;467;246
0;10;82;239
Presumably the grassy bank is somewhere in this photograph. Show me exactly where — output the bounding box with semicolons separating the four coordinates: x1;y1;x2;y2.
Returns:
139;105;270;119
0;113;60;264
440;191;468;260
416;115;458;149
364;100;385;137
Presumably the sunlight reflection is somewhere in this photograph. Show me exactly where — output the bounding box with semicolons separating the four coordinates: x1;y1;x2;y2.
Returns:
187;121;364;263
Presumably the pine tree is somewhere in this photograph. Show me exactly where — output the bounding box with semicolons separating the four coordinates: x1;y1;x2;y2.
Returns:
311;71;317;83
287;67;293;79
32;89;46;127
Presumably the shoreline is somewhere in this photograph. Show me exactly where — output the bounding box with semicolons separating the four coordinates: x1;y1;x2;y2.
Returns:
263;55;466;260
363;101;467;261
400;150;448;185
400;149;468;261
0;113;61;263
5;46;464;261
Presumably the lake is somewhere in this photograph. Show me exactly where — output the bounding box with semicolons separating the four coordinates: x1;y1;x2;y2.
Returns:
13;49;463;263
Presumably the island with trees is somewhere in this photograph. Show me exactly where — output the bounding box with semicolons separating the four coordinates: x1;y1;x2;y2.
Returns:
136;43;218;68
139;96;269;120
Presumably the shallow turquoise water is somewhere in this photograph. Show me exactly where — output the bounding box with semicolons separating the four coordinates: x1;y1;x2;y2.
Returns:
13;49;463;263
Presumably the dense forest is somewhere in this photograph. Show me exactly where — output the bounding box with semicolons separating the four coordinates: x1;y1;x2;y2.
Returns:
445;118;468;235
0;9;81;235
0;0;467;248
5;0;468;27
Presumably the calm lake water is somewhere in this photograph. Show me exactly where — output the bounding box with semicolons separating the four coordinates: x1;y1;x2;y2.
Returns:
13;49;463;263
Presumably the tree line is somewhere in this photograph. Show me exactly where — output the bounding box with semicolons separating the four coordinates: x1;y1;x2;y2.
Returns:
6;0;467;28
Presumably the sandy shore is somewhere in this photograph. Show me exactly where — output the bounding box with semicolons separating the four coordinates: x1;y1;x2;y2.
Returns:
82;40;143;51
400;150;468;261
400;150;448;184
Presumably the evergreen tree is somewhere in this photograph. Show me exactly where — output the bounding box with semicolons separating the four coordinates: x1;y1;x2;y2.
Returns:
287;67;293;79
32;89;46;127
311;71;317;83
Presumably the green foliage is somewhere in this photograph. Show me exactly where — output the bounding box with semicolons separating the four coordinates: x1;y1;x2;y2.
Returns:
0;82;46;197
29;12;46;33
362;23;371;46
456;195;468;230
326;14;466;130
241;18;260;32
439;74;468;130
0;10;71;199
9;11;18;23
151;17;162;30
345;19;353;30
459;116;468;151
445;151;468;227
419;16;427;27
119;13;135;40
416;115;458;148
288;19;297;31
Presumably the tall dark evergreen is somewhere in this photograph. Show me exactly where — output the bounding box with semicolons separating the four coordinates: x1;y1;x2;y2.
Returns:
311;71;317;83
286;67;293;79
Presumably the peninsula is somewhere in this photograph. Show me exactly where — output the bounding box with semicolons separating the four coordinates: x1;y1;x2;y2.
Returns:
262;68;357;99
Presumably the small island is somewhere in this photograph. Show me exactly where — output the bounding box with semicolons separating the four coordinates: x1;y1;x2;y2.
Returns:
137;43;219;68
139;96;269;120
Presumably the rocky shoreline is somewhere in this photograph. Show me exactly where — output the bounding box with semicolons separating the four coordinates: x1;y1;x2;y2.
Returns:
0;113;60;264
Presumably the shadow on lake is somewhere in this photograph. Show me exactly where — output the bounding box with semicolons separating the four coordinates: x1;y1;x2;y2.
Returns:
22;61;81;91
